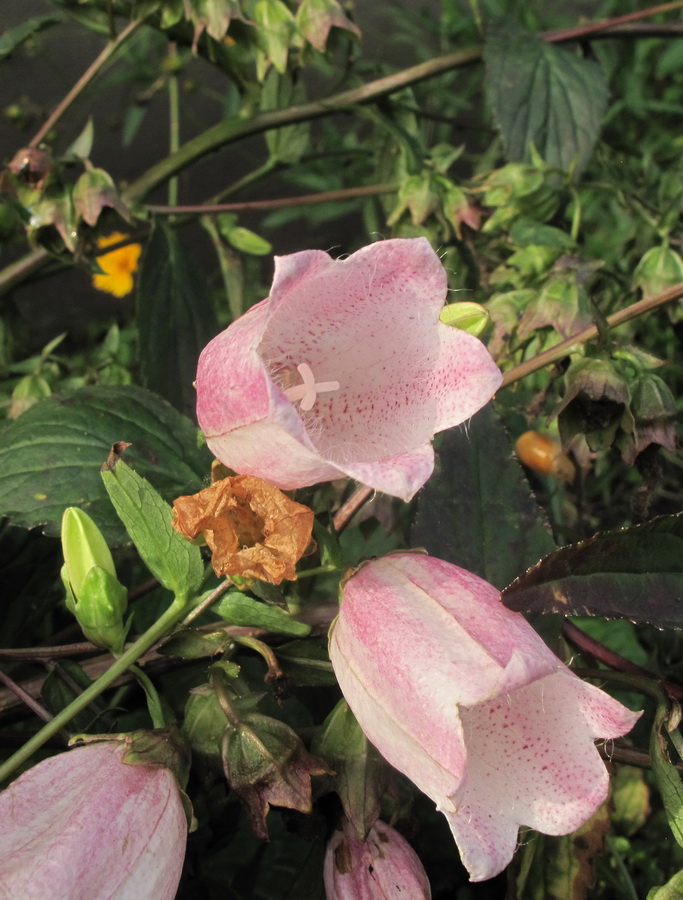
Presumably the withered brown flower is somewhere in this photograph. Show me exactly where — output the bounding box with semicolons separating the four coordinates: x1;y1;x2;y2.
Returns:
171;475;314;584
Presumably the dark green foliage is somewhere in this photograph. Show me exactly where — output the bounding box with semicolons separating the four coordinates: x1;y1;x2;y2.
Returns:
2;1;683;898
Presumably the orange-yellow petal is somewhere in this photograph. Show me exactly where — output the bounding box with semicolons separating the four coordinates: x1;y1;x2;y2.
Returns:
92;233;142;298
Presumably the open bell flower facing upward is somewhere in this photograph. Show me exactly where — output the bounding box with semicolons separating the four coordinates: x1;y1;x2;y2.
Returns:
195;238;502;501
324;816;431;899
328;553;640;882
0;740;187;899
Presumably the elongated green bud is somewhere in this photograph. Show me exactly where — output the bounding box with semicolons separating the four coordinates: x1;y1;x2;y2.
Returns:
61;507;129;654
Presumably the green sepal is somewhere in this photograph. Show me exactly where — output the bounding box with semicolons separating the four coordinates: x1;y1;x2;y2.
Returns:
61;564;130;654
313;698;386;838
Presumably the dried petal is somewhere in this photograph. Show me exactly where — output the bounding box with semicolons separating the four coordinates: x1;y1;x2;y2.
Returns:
172;474;314;583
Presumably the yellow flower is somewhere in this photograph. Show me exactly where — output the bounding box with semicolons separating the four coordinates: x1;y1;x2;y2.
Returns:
92;232;142;298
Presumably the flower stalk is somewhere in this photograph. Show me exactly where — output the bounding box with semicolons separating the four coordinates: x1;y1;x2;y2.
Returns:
0;593;197;785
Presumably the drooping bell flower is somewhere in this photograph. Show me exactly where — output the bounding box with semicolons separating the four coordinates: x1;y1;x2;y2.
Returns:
195;238;502;501
324;816;431;899
0;740;187;898
328;553;640;882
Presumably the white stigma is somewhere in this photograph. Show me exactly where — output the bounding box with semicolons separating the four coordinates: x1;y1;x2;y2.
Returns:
283;363;340;411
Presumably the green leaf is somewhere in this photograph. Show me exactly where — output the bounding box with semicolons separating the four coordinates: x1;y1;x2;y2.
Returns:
312;699;385;837
296;0;360;52
137;219;218;415
101;448;204;598
214;591;311;636
41;659;113;733
253;0;299;78
502;514;683;628
181;0;246;41
410;404;556;589
261;69;310;165
64;118;94;162
0;14;65;60
649;869;683;899
0;384;211;546
484;18;608;176
650;698;683;850
276;639;336;687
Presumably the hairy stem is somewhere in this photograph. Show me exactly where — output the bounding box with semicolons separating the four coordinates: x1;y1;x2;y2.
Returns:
563;621;683;701
3;1;681;295
501;283;683;388
147;182;397;215
29;19;143;148
0;595;191;784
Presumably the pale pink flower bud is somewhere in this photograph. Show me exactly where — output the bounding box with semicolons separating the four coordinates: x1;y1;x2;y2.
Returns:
329;553;641;882
196;238;502;501
323;816;431;899
0;741;187;898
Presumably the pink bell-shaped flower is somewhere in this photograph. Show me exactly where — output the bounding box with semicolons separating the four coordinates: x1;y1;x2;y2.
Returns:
0;741;187;899
324;816;431;899
196;238;502;501
328;553;641;882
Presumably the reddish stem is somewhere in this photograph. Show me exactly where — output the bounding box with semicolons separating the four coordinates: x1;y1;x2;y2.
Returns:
563;620;683;701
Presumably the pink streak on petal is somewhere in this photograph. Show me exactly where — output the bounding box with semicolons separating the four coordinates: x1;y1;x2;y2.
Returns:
339;443;436;501
330;553;641;882
432;325;504;432
196;299;271;434
0;742;186;900
204;418;346;489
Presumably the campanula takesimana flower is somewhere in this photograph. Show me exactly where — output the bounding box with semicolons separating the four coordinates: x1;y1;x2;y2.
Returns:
195;238;502;500
324;816;431;899
0;741;187;899
328;553;640;882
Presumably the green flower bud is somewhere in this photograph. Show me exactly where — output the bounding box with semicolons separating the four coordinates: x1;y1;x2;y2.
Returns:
633;244;683;299
439;301;491;337
61;507;129;654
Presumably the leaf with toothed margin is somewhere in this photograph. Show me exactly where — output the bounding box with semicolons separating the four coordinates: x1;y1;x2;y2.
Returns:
484;17;608;177
410;403;556;590
502;514;683;629
0;384;211;546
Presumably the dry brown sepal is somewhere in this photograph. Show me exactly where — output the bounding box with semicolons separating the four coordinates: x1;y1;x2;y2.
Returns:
171;475;314;584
